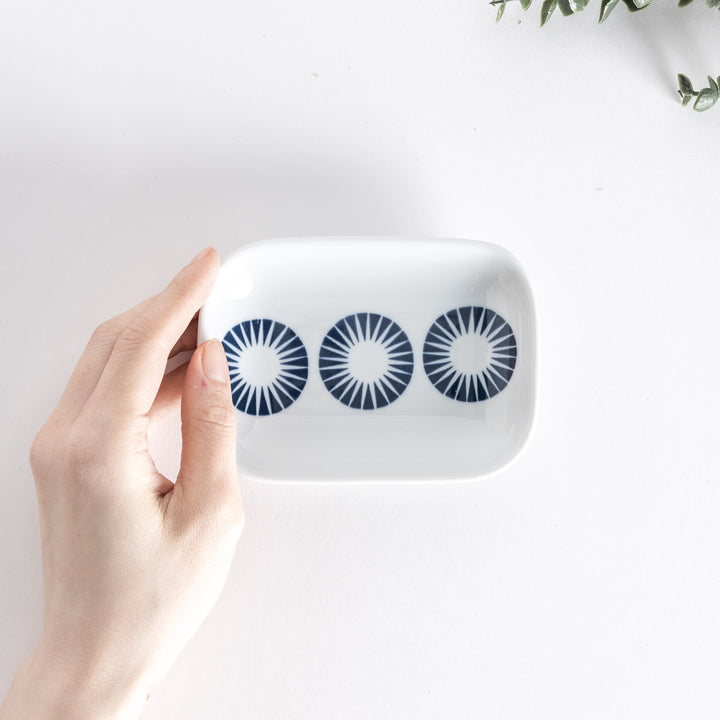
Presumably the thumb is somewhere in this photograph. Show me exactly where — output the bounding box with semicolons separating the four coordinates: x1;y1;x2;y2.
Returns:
175;339;242;524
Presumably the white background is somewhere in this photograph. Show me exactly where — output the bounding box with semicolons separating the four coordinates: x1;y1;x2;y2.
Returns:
1;2;719;718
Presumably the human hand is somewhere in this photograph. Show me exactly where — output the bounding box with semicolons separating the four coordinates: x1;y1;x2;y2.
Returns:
0;247;244;720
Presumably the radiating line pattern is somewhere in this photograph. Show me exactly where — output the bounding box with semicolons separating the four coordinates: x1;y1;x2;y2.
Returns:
222;319;308;416
423;306;517;402
319;312;414;410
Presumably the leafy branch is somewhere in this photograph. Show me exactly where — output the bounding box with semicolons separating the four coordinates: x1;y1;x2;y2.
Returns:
491;0;719;110
492;0;719;24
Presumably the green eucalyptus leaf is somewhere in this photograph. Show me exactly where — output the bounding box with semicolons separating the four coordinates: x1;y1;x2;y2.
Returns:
708;76;719;93
496;1;506;21
694;87;719;111
678;74;694;96
558;0;575;15
568;0;589;9
678;0;694;5
541;0;559;24
622;0;651;10
681;92;692;106
519;0;533;9
599;0;621;21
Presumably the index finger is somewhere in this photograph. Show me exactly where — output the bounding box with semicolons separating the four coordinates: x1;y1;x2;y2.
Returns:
84;247;220;424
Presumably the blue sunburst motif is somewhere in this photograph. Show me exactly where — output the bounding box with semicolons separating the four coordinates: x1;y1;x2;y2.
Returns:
319;313;414;410
423;306;517;402
222;319;309;416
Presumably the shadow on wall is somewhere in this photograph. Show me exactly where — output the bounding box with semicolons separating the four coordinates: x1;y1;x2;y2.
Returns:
613;2;715;96
114;151;427;253
0;144;429;263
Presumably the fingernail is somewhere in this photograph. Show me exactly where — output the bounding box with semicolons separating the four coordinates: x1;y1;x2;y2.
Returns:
202;339;229;383
189;247;213;266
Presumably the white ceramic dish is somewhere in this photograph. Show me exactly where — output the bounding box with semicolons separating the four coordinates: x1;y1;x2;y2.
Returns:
198;237;536;481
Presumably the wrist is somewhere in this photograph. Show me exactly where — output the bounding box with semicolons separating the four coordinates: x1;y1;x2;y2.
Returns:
1;639;151;720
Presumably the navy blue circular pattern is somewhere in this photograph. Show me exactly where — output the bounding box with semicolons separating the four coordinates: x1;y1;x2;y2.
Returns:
223;319;308;416
319;313;414;410
423;306;517;402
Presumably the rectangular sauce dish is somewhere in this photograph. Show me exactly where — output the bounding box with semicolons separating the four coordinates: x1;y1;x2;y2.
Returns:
198;237;536;481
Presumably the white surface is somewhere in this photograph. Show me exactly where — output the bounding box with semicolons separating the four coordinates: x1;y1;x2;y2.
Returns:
1;1;719;718
199;237;535;480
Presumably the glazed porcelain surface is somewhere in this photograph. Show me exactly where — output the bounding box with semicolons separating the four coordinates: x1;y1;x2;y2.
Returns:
198;237;536;480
